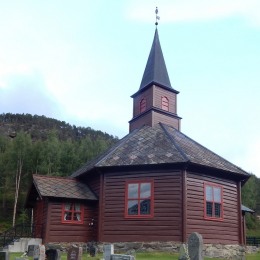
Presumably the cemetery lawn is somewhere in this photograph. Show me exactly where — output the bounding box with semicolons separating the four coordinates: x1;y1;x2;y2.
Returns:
9;251;260;260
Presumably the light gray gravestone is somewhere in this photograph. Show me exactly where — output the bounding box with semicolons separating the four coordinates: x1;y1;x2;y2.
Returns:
104;244;114;260
111;254;135;260
188;232;203;260
39;244;46;260
179;244;189;260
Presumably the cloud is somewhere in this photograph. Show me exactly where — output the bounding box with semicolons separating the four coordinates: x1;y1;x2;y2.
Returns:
125;0;260;27
0;71;61;118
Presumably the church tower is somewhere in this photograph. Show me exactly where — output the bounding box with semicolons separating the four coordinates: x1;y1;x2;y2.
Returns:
129;27;181;132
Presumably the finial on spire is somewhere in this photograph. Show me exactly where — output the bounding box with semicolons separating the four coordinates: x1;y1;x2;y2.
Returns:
155;7;160;26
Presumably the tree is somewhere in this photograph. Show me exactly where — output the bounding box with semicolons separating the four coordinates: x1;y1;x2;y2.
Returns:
8;132;32;226
242;174;257;229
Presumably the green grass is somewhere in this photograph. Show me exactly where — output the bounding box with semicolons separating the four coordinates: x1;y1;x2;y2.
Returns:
9;251;260;260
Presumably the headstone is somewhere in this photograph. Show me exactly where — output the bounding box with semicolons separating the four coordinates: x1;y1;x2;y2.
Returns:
0;251;9;260
67;246;82;260
39;244;46;260
46;249;61;260
188;232;203;260
179;244;188;260
104;244;114;260
32;244;45;260
33;245;40;260
28;245;38;257
89;244;97;257
111;254;135;260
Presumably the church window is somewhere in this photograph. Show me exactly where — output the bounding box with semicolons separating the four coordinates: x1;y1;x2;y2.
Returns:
204;183;223;220
161;96;169;111
62;202;83;224
125;181;154;218
140;98;146;113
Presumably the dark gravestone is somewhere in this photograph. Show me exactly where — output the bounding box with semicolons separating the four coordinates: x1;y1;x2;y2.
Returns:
188;232;203;260
28;245;38;257
89;244;97;257
67;246;82;260
33;245;40;260
46;249;61;260
0;251;8;260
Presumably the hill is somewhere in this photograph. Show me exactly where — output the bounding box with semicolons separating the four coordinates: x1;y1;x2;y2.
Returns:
0;113;118;141
0;113;118;228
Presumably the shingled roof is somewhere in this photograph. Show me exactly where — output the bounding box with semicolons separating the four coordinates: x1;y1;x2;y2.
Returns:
33;175;97;200
72;123;249;178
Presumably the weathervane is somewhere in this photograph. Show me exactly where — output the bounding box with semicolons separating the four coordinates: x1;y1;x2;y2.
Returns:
155;7;160;26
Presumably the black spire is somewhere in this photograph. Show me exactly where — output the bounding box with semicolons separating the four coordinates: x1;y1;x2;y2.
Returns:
139;28;173;91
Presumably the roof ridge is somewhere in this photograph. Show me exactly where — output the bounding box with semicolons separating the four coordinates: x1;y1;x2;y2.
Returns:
160;123;190;162
33;174;75;181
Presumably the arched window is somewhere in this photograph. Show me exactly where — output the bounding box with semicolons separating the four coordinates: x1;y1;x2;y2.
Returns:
140;98;146;113
161;96;169;111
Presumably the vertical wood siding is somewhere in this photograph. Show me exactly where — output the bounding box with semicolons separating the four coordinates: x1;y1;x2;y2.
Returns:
186;173;240;244
44;200;98;243
101;171;182;242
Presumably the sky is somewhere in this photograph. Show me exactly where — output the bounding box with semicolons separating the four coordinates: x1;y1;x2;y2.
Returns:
0;1;259;177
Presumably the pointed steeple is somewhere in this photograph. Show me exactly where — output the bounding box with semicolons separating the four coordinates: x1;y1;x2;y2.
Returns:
129;13;181;133
139;28;173;91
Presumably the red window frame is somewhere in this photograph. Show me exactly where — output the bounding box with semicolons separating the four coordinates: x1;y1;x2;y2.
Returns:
204;182;223;221
140;98;146;113
125;180;154;219
161;96;169;111
61;202;84;224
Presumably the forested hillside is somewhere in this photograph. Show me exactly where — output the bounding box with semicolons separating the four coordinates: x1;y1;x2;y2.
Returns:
0;113;118;230
0;113;259;233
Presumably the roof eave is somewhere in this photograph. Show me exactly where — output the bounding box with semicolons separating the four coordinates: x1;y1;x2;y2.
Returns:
186;162;250;181
131;81;179;98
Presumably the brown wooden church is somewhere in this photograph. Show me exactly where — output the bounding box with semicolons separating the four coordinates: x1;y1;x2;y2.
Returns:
26;26;251;246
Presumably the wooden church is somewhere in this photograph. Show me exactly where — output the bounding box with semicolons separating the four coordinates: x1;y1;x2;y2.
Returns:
26;24;251;247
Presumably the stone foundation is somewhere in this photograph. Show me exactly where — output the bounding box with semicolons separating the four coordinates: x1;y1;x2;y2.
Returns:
47;241;259;259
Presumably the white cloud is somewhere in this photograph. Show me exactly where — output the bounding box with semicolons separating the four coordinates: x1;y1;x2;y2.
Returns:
125;0;260;26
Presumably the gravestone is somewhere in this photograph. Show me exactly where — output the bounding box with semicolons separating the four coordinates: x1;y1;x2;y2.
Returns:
39;244;46;260
67;246;82;260
111;254;135;260
32;244;45;260
28;245;38;257
178;244;188;260
104;244;114;260
46;249;61;260
33;245;40;260
188;232;203;260
0;251;9;260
